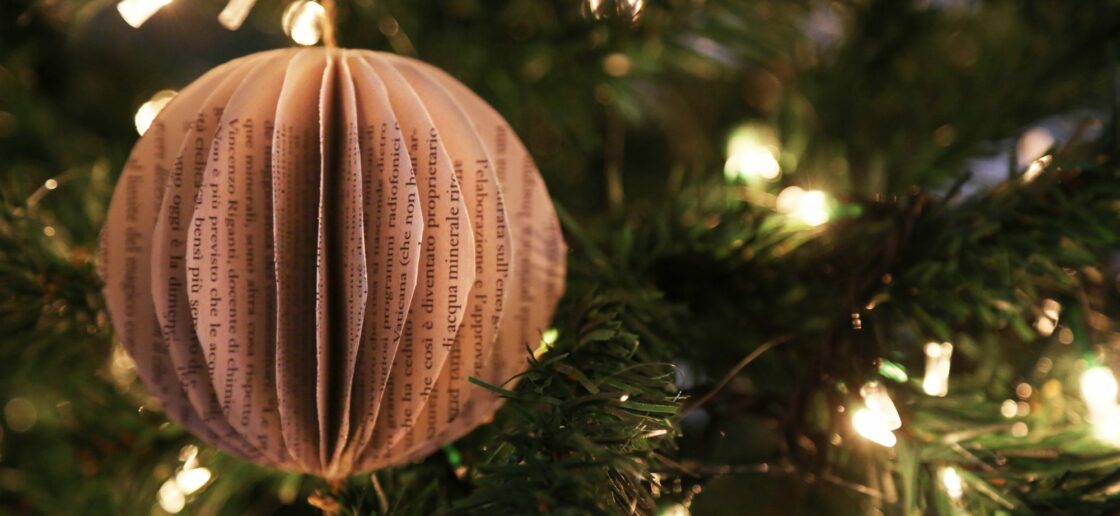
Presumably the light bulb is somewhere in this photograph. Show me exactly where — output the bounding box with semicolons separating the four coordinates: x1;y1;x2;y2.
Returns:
117;0;173;28
175;467;212;495
134;90;177;136
859;381;901;430
1022;155;1053;183
218;0;258;30
724;124;781;183
941;466;964;499
534;328;559;359
282;1;326;46
1017;127;1054;169
1079;366;1120;444
923;342;953;397
852;408;897;447
157;478;186;513
1081;366;1119;417
776;187;831;227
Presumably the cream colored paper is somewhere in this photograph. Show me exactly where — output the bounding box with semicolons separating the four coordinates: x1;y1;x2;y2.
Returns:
101;48;566;478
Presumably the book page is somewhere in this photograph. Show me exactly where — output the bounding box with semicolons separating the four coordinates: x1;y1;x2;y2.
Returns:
357;54;477;467
266;48;330;471
380;58;513;464
103;54;270;463
178;51;294;467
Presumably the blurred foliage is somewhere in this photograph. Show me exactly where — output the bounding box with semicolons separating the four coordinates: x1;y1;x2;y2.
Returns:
5;0;1120;514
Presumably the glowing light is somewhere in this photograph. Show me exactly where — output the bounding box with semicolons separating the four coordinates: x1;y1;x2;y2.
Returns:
1022;154;1053;183
877;360;909;383
282;1;326;46
852;408;896;447
134;90;177;136
1081;366;1120;444
44;179;58;190
859;381;901;430
923;342;953;397
1000;399;1017;418
1011;421;1029;437
585;0;644;22
1035;298;1061;336
175;467;212;494
1017;127;1055;168
117;0;173;28
109;343;138;390
776;187;831;227
534;328;559;359
1081;366;1119;418
660;503;690;516
941;467;964;499
724;125;781;183
218;0;257;30
158;478;186;513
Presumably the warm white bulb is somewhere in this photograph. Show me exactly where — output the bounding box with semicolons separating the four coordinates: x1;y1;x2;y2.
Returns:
157;478;186;513
923;342;952;397
776;187;831;227
725;147;780;182
724;125;781;183
117;0;173;28
175;467;212;495
218;0;257;30
1017;127;1055;169
283;1;326;46
134;90;177;136
859;381;901;430
941;466;964;499
534;328;560;359
852;408;897;447
1081;367;1119;416
1022;154;1052;183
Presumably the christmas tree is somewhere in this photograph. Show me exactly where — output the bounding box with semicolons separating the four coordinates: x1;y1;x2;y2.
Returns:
4;0;1120;514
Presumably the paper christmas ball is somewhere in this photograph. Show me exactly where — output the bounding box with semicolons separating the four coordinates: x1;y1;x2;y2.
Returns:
100;48;567;478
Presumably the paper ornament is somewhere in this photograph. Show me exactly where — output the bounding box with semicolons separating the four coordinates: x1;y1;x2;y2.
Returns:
100;48;567;478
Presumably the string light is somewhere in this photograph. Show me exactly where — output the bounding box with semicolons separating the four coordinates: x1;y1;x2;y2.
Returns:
1035;298;1061;336
877;359;909;383
134;90;177;136
218;0;258;30
859;381;901;430
117;0;174;29
1080;366;1120;443
724;124;781;183
941;466;964;500
1081;366;1118;416
1000;399;1018;418
660;503;690;516
1021;154;1053;183
776;187;831;227
156;445;213;513
923;342;953;397
1017;127;1054;169
282;0;327;46
157;480;186;513
534;328;560;359
585;0;645;22
851;407;897;447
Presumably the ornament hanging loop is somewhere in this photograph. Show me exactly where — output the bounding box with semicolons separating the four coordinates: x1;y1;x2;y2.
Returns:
321;0;338;48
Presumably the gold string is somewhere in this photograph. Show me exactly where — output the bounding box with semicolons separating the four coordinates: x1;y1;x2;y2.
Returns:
321;0;338;48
